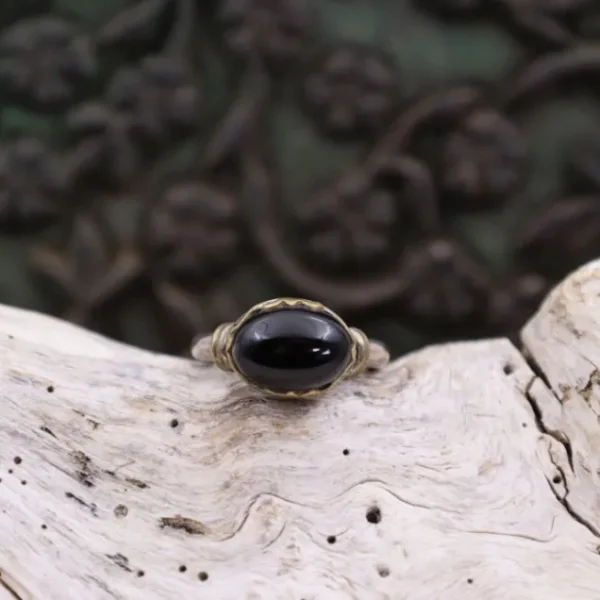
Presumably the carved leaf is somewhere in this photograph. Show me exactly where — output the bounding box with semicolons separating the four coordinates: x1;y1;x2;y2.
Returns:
0;0;51;28
517;196;600;279
578;7;600;37
567;139;600;191
511;9;574;46
30;213;143;325
203;65;271;170
96;0;175;48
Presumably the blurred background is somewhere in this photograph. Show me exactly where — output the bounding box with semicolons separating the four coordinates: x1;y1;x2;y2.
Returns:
0;0;599;359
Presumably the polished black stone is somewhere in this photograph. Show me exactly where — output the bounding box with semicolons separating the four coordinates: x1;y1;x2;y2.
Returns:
231;308;352;392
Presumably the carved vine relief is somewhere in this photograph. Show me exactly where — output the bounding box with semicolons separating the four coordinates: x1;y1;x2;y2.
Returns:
0;0;599;357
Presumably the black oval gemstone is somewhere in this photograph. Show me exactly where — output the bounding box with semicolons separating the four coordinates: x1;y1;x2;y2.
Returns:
231;308;352;393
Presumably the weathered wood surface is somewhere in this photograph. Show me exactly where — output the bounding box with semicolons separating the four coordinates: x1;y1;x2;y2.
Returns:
2;261;600;599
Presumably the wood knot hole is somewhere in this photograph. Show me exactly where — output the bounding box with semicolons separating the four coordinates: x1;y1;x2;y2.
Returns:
366;506;381;524
503;363;514;375
377;565;390;578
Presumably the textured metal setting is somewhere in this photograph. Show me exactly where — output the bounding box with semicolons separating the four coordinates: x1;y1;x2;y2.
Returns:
210;298;365;399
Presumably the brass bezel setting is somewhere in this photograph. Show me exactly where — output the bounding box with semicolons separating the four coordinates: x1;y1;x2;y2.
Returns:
210;297;370;399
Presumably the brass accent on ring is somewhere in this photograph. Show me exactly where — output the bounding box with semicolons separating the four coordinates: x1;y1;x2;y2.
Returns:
199;297;386;399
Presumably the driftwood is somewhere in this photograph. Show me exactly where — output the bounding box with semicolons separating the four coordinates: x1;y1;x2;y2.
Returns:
2;261;600;600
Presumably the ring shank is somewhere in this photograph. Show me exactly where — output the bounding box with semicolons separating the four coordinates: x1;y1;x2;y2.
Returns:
190;326;390;372
363;337;390;371
190;333;220;364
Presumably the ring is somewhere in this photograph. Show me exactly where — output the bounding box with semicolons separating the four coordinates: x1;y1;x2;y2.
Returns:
190;298;390;399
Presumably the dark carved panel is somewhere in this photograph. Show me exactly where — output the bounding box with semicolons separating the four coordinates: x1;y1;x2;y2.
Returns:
1;0;599;358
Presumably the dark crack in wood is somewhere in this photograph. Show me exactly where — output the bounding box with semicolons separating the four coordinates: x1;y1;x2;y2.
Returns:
40;425;57;439
0;577;23;600
159;515;209;535
106;554;132;573
71;450;95;488
524;375;600;539
65;491;98;516
125;477;149;489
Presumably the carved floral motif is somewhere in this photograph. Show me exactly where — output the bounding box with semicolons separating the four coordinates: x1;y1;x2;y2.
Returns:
302;43;398;139
106;55;200;147
0;138;65;231
396;238;492;326
295;173;399;272
143;180;240;283
0;16;95;107
217;0;313;64
438;108;527;209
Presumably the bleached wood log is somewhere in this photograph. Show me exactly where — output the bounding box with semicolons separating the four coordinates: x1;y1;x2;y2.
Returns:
523;259;600;538
2;263;600;600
